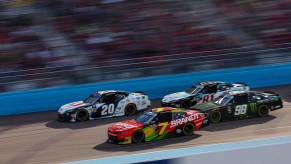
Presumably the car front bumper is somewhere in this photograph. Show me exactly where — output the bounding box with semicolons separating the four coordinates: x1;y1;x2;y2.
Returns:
58;113;76;122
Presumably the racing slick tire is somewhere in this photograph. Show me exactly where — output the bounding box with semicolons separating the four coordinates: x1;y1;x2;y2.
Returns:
76;109;89;122
181;101;191;109
125;104;137;116
209;110;222;123
182;122;195;136
258;105;270;117
131;130;145;143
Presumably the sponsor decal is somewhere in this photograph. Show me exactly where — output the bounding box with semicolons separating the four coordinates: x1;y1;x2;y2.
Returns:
142;96;145;99
119;100;125;104
126;99;130;103
203;119;208;124
273;96;279;101
250;103;257;113
70;102;84;106
115;122;137;129
142;100;146;105
170;114;199;128
227;106;232;113
257;98;272;103
176;129;182;134
137;97;141;100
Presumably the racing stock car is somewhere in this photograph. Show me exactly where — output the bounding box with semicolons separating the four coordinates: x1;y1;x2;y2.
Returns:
58;90;151;122
107;107;209;144
191;91;283;123
161;81;249;108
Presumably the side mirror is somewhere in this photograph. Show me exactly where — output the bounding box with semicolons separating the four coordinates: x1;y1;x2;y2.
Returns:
150;121;156;124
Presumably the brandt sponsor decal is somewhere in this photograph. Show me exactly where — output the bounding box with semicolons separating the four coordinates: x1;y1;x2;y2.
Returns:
170;114;199;128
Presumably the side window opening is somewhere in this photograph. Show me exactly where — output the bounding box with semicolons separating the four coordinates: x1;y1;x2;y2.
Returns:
157;112;173;122
100;94;116;103
204;85;217;94
234;94;248;104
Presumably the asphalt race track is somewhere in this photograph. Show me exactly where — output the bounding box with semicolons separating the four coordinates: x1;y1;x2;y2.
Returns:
1;85;291;164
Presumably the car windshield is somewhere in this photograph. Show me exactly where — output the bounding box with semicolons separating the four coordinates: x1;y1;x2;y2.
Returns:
214;95;233;105
135;112;157;124
83;93;102;104
186;85;203;94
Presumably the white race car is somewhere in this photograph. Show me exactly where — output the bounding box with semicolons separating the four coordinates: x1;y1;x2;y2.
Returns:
161;81;249;108
58;90;151;122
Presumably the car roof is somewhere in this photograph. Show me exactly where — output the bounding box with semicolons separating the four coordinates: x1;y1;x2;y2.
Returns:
94;90;119;95
196;81;223;86
227;90;255;95
151;107;185;113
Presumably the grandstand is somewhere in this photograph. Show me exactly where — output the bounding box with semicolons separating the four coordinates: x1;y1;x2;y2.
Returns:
0;0;290;92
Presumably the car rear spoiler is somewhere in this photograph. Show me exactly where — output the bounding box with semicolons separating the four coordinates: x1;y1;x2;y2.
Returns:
133;91;147;95
234;82;248;86
263;91;280;96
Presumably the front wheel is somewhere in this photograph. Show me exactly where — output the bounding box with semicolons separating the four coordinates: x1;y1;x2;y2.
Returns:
131;130;144;143
125;104;137;116
181;101;191;109
76;109;89;122
209;110;221;123
258;106;270;117
183;123;195;136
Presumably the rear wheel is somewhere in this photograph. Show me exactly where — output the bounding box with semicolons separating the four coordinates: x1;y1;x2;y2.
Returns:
209;110;221;123
125;104;137;116
132;130;144;143
258;106;270;117
76;109;88;122
182;123;195;136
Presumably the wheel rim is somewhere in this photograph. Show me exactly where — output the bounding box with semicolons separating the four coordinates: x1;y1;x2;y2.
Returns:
211;111;221;123
126;105;135;115
78;110;88;121
184;124;194;136
259;107;269;116
133;131;143;142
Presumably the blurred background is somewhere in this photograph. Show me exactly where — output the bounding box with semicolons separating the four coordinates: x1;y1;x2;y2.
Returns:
0;0;290;93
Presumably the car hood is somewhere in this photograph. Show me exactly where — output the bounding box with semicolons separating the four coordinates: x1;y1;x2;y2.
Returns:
58;101;91;114
162;91;192;103
191;102;220;112
109;120;143;132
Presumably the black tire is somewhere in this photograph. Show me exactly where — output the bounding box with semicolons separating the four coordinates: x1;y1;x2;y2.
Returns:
182;123;195;136
131;130;144;143
125;104;137;116
209;110;222;123
258;106;270;117
181;101;191;109
76;109;89;122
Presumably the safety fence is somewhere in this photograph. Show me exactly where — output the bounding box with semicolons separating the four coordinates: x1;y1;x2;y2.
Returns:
0;62;291;116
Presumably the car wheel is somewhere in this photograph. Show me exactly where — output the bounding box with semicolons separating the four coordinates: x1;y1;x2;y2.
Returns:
76;109;89;122
183;123;195;136
181;101;191;109
125;104;137;116
132;130;144;143
209;110;221;123
258;106;270;117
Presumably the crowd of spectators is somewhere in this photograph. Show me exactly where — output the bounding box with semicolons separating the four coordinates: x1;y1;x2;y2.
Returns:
0;0;290;92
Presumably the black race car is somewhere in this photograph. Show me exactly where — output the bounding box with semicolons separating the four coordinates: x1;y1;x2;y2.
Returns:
190;91;283;123
161;81;249;108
